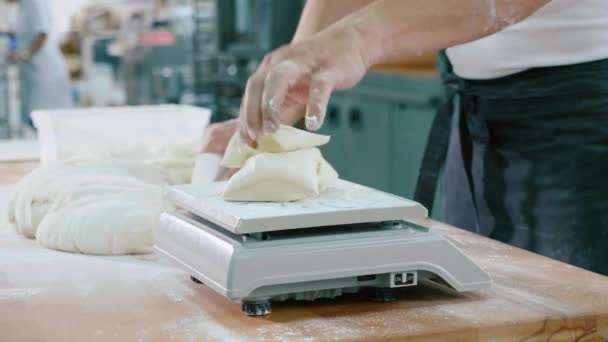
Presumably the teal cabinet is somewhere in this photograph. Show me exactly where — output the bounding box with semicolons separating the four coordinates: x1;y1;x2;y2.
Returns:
319;72;445;219
391;102;433;198
391;101;443;219
319;95;391;192
317;95;350;174
341;96;391;191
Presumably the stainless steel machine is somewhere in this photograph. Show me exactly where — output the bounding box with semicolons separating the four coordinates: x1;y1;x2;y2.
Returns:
191;0;303;120
155;180;492;316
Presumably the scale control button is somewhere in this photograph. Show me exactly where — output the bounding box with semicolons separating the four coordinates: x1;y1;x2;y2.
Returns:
390;272;417;287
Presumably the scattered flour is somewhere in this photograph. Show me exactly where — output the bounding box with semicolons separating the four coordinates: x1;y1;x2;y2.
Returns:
161;313;246;342
0;288;46;301
166;290;185;303
255;317;375;342
77;283;95;298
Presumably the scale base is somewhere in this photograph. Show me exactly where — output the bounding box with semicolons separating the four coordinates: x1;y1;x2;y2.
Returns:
156;211;492;316
242;300;272;316
191;276;204;284
370;288;400;302
189;281;409;316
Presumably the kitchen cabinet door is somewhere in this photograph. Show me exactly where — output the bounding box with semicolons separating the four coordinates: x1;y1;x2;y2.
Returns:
342;96;391;191
391;101;443;219
317;95;351;175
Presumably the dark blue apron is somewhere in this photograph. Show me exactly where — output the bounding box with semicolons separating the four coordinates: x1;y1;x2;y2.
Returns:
415;54;608;276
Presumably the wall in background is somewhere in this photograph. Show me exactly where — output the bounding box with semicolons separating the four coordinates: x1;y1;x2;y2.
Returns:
48;0;153;40
0;0;152;39
0;2;16;32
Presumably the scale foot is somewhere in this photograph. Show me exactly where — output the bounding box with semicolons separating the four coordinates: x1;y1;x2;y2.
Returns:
370;288;399;302
190;276;204;284
242;300;272;316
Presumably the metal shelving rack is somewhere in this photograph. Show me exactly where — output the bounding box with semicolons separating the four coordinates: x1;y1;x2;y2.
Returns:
190;0;303;122
0;35;22;139
191;0;219;115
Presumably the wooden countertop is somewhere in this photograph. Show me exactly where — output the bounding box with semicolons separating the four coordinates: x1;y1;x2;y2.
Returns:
1;161;607;341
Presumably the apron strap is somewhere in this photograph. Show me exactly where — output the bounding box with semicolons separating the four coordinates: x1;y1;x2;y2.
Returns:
414;51;485;233
413;51;454;215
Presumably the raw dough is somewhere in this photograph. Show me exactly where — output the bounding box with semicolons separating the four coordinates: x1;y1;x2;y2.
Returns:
8;159;170;255
221;126;338;202
191;153;223;186
57;142;201;185
221;125;330;168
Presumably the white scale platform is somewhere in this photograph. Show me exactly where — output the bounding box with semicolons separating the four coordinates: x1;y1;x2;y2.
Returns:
155;180;492;316
163;180;428;234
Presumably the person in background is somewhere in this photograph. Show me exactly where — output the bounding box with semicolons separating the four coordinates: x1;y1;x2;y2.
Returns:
6;0;73;126
204;0;608;276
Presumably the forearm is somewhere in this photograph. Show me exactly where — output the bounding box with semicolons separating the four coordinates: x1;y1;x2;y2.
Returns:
293;0;375;42
279;1;377;125
325;0;549;66
26;33;47;56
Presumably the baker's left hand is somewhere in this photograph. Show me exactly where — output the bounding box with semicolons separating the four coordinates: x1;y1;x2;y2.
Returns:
201;119;241;180
201;119;239;155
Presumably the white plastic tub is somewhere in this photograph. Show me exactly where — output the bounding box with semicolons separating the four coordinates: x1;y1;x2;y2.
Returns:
32;104;212;165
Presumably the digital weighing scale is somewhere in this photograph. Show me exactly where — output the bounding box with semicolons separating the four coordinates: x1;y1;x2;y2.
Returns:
155;180;492;316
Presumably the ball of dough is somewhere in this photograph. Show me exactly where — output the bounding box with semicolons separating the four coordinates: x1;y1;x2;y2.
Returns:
35;186;161;255
8;159;170;255
221;125;331;169
220;125;337;202
222;148;337;202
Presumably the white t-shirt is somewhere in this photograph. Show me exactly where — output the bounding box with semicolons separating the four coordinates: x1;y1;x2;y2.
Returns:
446;0;608;80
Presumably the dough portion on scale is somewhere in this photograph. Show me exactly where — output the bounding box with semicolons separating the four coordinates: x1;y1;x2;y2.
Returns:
221;125;331;168
221;125;338;202
223;148;337;202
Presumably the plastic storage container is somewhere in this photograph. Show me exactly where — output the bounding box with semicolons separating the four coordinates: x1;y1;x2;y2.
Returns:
32;104;211;165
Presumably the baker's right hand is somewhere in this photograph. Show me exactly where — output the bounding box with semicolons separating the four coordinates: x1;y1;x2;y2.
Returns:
239;24;371;143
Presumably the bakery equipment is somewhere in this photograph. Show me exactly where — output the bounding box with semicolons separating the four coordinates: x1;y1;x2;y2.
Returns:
31;105;211;165
155;180;492;316
0;33;22;139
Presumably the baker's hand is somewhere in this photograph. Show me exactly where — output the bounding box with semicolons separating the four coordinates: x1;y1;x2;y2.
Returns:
201;119;238;155
7;51;30;63
201;119;241;180
239;25;371;142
